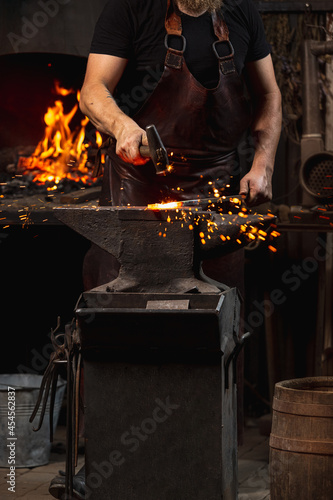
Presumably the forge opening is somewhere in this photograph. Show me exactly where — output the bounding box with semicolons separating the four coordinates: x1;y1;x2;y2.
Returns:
0;53;102;198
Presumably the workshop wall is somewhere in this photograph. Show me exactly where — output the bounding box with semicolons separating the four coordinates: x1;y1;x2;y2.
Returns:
0;0;107;57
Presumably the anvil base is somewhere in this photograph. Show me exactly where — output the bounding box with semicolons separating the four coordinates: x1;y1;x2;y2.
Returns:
77;289;241;500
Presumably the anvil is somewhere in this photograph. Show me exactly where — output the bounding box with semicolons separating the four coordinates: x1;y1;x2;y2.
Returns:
54;205;275;293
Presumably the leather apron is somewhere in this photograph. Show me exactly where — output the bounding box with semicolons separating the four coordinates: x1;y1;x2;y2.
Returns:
84;0;251;290
99;0;252;207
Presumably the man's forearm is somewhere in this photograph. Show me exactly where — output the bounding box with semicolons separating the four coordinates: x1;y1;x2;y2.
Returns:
239;88;282;205
250;90;282;171
80;83;135;139
80;82;148;164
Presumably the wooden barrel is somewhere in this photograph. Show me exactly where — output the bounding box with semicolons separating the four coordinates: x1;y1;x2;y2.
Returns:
269;377;333;500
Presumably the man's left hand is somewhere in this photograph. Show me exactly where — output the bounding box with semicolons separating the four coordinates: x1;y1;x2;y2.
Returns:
239;158;273;207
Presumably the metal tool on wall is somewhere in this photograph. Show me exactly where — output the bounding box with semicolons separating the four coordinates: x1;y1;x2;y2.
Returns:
300;36;333;376
300;38;333;206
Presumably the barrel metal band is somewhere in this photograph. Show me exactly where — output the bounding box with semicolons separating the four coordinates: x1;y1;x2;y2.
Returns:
270;434;333;455
272;397;333;417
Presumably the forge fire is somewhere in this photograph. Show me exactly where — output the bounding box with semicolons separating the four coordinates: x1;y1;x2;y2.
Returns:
0;81;102;198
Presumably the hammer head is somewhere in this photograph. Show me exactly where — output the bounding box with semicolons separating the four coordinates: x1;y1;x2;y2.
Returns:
141;124;170;175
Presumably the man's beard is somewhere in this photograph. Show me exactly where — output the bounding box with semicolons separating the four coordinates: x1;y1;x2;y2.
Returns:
176;0;223;14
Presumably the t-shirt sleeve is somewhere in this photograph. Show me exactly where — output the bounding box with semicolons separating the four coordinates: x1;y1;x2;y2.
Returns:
89;0;133;58
245;0;271;62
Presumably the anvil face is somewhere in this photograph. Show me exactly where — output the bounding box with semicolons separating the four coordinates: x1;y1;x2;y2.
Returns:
54;206;274;293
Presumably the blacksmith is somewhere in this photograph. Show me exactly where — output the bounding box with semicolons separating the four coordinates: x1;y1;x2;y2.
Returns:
49;0;281;497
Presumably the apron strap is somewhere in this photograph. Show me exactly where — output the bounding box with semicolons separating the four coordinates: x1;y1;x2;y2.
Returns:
165;0;182;35
165;0;184;69
212;9;229;41
212;9;236;74
164;1;236;74
165;1;231;41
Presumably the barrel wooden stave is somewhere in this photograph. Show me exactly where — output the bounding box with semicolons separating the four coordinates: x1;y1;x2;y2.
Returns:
269;377;333;500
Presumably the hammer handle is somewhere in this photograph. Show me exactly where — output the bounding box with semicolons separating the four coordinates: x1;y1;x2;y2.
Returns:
139;145;150;158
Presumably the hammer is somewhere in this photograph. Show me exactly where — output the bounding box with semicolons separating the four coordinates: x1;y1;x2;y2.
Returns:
139;124;170;175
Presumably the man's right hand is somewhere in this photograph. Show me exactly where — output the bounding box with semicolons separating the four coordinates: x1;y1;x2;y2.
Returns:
114;123;149;165
79;53;150;166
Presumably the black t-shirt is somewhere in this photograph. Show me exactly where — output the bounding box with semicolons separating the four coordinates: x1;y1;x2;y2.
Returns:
90;0;270;115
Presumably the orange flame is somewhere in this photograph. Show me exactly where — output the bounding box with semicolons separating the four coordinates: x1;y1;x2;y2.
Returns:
96;131;103;148
18;82;97;189
54;80;75;96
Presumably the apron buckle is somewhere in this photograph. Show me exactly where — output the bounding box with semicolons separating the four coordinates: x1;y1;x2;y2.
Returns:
164;34;186;69
213;40;236;75
164;33;186;52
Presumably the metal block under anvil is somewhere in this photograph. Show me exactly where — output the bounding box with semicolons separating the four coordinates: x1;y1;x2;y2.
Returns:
75;288;242;500
54;205;274;293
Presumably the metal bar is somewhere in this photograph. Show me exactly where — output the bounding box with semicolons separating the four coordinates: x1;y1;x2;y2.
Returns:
324;233;333;352
254;1;333;12
315;234;327;375
65;351;75;500
277;224;333;232
311;40;333;56
326;14;333;154
0;209;63;226
302;39;322;137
